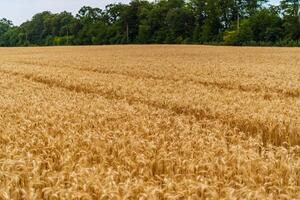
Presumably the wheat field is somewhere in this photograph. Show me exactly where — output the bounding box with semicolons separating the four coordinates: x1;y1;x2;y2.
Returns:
0;45;299;199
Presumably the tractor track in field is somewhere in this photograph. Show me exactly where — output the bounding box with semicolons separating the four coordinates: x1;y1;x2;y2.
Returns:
10;60;300;98
1;68;298;147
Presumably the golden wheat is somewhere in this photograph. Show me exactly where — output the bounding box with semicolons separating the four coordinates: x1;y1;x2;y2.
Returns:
0;45;299;199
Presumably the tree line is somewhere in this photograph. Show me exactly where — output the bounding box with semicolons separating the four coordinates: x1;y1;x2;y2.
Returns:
0;0;299;47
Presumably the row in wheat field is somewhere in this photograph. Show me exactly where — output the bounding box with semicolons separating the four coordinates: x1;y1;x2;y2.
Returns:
2;46;300;97
0;60;299;146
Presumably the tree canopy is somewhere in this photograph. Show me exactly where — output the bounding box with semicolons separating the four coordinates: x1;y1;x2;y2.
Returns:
0;0;299;46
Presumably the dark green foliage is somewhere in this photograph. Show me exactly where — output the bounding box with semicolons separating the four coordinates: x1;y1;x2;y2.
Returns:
0;0;299;46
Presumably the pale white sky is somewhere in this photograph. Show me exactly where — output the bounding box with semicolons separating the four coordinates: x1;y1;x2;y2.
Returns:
0;0;280;25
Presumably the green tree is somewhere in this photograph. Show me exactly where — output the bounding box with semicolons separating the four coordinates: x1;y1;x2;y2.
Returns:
280;0;300;40
201;0;222;42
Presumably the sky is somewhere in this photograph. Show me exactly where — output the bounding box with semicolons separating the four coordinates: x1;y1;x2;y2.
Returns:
1;0;280;26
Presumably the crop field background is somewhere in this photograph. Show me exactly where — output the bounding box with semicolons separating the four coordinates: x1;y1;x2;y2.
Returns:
0;45;299;199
